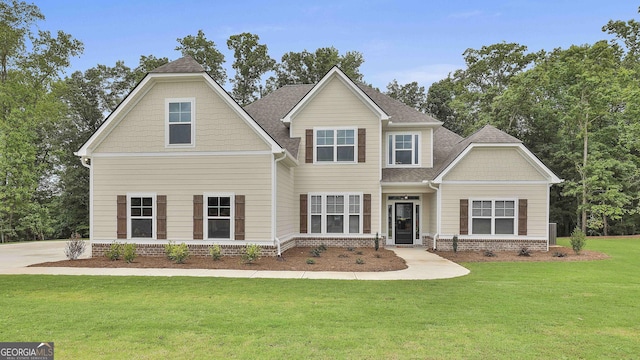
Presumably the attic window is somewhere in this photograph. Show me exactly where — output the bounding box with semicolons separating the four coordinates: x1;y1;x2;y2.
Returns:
166;98;195;146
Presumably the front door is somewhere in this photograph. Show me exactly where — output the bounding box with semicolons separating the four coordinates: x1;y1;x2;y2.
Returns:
395;203;413;244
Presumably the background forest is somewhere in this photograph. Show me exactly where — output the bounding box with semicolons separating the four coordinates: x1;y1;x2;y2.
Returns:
1;1;639;242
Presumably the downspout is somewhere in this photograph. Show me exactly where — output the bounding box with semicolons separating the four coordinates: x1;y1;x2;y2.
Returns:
272;151;287;256
425;180;439;250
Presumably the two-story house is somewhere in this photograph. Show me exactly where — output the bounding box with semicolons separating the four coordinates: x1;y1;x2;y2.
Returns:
76;56;561;257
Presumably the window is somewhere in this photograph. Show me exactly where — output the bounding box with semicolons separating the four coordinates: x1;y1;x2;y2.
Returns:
387;133;420;166
205;195;233;239
315;129;356;163
309;193;362;234
166;99;195;146
129;195;154;238
471;200;515;235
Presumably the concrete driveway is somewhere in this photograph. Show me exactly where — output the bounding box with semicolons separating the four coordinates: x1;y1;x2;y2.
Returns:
0;241;469;280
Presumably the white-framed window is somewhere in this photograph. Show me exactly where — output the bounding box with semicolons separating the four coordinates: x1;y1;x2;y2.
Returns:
166;98;195;147
315;128;356;163
128;193;156;239
387;132;420;166
309;193;362;234
204;193;234;239
471;199;516;235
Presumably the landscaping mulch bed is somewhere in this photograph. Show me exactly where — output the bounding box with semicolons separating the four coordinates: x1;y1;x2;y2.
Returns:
431;246;609;263
32;247;408;272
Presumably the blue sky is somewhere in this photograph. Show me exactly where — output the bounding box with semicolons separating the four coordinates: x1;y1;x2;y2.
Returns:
35;0;637;90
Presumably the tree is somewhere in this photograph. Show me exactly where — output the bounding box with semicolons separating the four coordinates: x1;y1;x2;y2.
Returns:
386;79;427;112
425;77;459;132
427;42;538;136
226;33;275;105
0;0;82;242
131;54;169;83
176;29;226;85
268;47;364;89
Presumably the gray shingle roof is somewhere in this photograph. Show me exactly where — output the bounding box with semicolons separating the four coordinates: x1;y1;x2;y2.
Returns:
150;56;205;73
357;84;441;124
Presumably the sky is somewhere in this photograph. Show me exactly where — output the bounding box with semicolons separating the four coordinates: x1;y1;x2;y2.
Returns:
33;0;638;91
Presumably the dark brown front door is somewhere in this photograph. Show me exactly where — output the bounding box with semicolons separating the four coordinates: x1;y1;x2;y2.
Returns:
395;203;413;244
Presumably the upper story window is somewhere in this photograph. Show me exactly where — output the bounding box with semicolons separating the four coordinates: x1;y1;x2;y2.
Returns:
315;128;356;163
471;200;515;235
387;133;420;166
166;98;195;147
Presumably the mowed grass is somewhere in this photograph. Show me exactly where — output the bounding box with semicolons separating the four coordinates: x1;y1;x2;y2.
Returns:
1;238;639;359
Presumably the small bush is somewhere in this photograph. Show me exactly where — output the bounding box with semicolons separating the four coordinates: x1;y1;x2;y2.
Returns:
570;227;587;254
338;254;349;258
123;243;137;263
356;258;365;265
553;251;568;258
64;233;86;260
105;242;123;261
518;247;531;257
356;250;363;255
209;244;222;260
243;244;261;264
306;258;315;265
483;250;496;257
166;242;189;264
347;247;355;252
310;248;322;257
452;235;459;253
318;244;327;252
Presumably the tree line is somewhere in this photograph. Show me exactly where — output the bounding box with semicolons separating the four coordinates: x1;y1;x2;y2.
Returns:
1;0;638;241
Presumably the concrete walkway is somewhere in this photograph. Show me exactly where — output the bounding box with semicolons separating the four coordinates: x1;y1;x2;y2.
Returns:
0;241;470;280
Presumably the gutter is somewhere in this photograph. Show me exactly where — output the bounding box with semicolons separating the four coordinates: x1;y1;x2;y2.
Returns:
272;151;287;256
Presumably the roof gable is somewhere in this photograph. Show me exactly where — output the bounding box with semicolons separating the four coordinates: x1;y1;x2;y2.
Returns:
77;57;286;158
433;125;561;184
280;67;389;126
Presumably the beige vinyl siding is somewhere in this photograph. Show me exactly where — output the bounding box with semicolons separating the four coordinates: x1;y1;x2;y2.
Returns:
92;155;272;241
440;183;548;237
382;127;433;168
426;192;437;235
443;147;547;181
276;161;296;238
94;80;270;153
291;76;381;232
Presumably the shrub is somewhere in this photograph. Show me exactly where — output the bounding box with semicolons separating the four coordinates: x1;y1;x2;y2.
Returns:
452;235;459;253
356;250;363;255
356;258;365;265
518;247;531;257
64;233;86;260
318;244;327;252
338;254;349;258
242;244;261;264
553;251;568;258
570;227;587;254
209;244;222;260
310;248;322;257
483;250;496;257
347;247;355;252
123;243;137;263
306;258;315;265
165;242;189;264
105;242;123;261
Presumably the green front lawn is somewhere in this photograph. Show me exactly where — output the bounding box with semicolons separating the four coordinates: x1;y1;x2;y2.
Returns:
1;238;638;359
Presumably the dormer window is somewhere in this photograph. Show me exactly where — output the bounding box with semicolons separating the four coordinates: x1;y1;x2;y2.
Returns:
388;132;420;166
166;98;195;146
